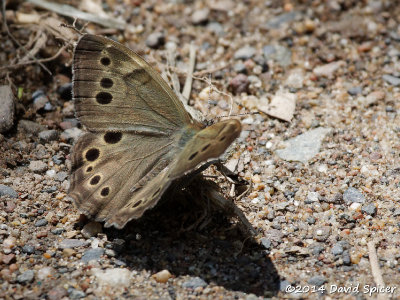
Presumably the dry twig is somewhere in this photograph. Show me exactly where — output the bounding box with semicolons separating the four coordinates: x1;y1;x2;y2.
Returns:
182;43;196;102
368;241;388;300
27;0;127;30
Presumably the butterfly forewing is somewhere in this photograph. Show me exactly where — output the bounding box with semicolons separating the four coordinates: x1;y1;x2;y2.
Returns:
73;35;192;134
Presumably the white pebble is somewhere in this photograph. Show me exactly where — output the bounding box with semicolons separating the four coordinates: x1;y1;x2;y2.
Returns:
46;169;56;178
349;202;362;211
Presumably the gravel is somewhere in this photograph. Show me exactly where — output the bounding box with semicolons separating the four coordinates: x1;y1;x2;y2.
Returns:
2;1;400;299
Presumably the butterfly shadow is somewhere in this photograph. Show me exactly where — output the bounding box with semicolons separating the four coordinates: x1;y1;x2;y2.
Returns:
102;176;281;297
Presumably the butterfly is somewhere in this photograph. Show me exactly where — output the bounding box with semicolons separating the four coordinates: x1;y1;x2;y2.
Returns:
68;34;241;229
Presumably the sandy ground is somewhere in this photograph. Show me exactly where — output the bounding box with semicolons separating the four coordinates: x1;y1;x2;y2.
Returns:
1;0;400;299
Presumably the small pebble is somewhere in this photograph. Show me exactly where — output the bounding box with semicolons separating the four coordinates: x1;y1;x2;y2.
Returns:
60;127;83;142
264;229;283;245
29;160;48;173
382;74;400;86
314;226;331;242
59;239;89;249
35;219;48;227
307;191;320;203
92;268;132;287
342;250;351;265
234;46;256;60
347;86;362;95
62;248;75;257
349;202;362;211
233;62;247;74
81;221;103;238
57;83;72;100
47;286;68;300
39;130;59;143
308;275;327;286
331;243;344;255
313;61;345;78
229;74;249;94
51;228;64;235
17;270;35;284
152;269;172;283
362;203;377;216
343;187;366;204
146;32;165;49
33;95;49;111
0;184;18;198
68;288;86;300
2;253;16;264
55;171;68;182
18;120;46;135
22;245;35;254
191;8;209;25
37;267;55;281
0;85;15;133
182;277;207;289
3;236;16;250
306;216;316;225
260;237;272;250
81;248;105;263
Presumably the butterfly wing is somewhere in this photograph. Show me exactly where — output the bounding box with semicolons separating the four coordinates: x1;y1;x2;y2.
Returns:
69;131;176;228
70;34;242;229
73;34;193;134
106;119;242;228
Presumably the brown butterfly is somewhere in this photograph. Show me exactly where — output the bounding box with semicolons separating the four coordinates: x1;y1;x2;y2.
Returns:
69;34;241;229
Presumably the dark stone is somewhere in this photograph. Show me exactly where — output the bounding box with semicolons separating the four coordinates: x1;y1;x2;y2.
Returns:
362;203;377;216
182;277;207;289
343;187;366;204
57;83;72;100
308;275;327;286
35;219;48;227
0;184;18;198
22;245;35;254
17;270;35;284
81;248;105;263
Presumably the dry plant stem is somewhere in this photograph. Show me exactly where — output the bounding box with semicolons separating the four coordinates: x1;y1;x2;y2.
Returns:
20;31;47;63
182;43;196;102
205;184;256;237
0;45;67;71
193;64;229;77
166;49;181;98
27;0;126;30
367;241;388;300
1;1;51;75
236;181;252;201
60;19;87;35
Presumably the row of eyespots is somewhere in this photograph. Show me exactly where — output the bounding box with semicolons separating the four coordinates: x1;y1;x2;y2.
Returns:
187;134;227;162
89;174;110;197
96;56;114;104
188;142;212;161
84;133;122;163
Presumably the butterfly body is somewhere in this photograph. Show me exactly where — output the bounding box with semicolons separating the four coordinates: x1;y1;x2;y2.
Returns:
69;34;241;229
